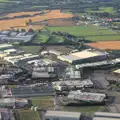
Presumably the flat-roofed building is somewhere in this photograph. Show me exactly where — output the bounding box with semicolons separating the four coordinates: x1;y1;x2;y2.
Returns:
93;112;120;120
114;69;120;73
0;52;7;58
4;54;39;64
65;67;81;80
4;49;17;55
0;98;28;108
45;111;81;120
67;90;106;103
10;85;54;97
52;79;93;91
0;44;13;51
0;108;15;120
57;49;107;65
32;59;58;79
0;31;36;43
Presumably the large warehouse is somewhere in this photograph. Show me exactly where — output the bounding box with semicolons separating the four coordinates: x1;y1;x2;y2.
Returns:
93;112;120;120
45;111;82;120
57;49;108;65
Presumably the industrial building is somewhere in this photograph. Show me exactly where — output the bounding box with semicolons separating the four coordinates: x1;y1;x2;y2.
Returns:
32;59;58;79
57;49;108;65
4;54;39;65
93;112;120;120
4;49;17;55
67;90;106;103
0;98;28;108
0;44;13;51
0;84;55;98
60;90;107;104
52;79;93;91
0;108;15;120
45;111;82;120
64;67;81;80
0;74;14;84
0;30;36;43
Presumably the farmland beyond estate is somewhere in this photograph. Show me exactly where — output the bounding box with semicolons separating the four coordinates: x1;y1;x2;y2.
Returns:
0;10;73;30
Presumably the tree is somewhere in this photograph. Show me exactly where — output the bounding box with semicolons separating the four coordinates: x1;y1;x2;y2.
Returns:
28;28;34;33
24;21;29;26
28;19;32;25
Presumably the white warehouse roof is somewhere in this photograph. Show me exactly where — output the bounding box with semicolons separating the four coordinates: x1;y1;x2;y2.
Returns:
45;111;81;118
57;49;107;63
4;49;17;53
113;69;120;74
0;44;12;49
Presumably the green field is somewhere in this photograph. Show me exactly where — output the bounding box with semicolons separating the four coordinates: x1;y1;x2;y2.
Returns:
86;7;115;15
33;30;50;44
31;96;54;108
47;25;120;41
0;0;20;3
31;96;105;114
63;105;105;115
19;46;40;54
18;110;40;120
32;30;65;44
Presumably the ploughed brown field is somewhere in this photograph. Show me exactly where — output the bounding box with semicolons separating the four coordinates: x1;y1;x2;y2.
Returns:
47;19;75;26
0;10;73;30
87;41;120;50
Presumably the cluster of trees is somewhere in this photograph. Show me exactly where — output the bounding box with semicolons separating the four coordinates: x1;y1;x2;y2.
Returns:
24;19;32;26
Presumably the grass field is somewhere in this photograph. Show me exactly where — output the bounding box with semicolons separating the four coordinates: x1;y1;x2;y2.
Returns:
31;96;105;114
19;46;40;54
31;96;53;108
18;110;40;120
86;7;115;15
47;25;120;41
63;105;105;115
33;30;50;44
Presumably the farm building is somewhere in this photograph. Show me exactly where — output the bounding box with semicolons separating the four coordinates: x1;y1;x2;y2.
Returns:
52;79;93;91
57;49;108;65
44;111;82;120
93;112;120;120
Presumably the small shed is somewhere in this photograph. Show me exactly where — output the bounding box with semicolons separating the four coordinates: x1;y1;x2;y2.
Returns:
44;111;81;120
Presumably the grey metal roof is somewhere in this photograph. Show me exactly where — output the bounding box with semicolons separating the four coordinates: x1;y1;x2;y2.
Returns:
45;111;81;118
